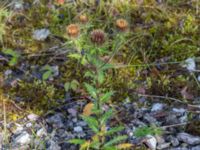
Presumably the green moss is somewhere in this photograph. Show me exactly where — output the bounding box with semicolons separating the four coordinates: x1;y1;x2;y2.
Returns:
9;80;64;113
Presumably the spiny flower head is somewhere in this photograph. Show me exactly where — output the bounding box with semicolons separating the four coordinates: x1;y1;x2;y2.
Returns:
116;18;128;31
66;24;80;38
90;29;106;45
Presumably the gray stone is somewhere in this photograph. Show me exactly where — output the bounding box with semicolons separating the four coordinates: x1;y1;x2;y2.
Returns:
33;29;50;41
47;140;61;150
74;126;83;133
4;70;12;76
170;148;188;150
12;1;24;11
151;103;164;112
46;113;64;128
157;142;171;150
14;131;31;145
36;128;47;137
25;122;32;128
192;145;200;150
144;135;157;150
177;133;200;145
169;136;180;147
143;114;158;124
27;113;39;121
172;108;186;114
67;108;77;117
77;121;87;127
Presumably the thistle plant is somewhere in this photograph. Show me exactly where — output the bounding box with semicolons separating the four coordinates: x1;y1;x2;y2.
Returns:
69;30;130;150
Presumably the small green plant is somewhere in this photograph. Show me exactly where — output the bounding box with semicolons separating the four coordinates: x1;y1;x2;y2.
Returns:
134;126;163;138
2;49;20;66
64;79;79;92
40;65;54;80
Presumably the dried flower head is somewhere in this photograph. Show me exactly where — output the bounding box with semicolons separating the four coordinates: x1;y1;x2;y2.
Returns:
66;24;80;38
116;18;128;31
90;29;106;45
79;15;88;23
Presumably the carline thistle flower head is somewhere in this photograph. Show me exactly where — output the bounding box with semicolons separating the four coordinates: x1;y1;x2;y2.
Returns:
90;29;106;45
66;24;80;38
116;18;128;31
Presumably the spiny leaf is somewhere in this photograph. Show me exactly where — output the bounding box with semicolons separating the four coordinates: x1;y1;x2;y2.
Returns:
101;91;114;103
106;126;124;135
81;115;99;133
104;135;127;147
101;109;113;124
80;141;91;150
68;139;86;145
84;83;97;98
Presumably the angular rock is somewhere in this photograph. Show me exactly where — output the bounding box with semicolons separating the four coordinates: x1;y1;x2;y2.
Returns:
177;132;200;145
151;103;164;112
27;113;39;121
144;135;157;150
47;140;61;150
33;29;50;41
172;108;186;115
36;128;47;137
14;131;31;145
46;113;65;128
67;108;77;117
74;126;83;133
168;136;180;147
157;142;170;150
192;145;200;150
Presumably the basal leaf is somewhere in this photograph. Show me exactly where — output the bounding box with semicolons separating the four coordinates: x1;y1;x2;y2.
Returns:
104;135;127;147
68;139;86;145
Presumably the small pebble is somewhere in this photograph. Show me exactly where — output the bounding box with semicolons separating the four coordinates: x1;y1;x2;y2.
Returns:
74;126;83;133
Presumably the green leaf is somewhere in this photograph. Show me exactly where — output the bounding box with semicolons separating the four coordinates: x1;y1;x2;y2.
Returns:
68;53;81;59
106;126;124;136
42;71;52;80
81;56;87;65
3;49;19;57
97;71;104;84
68;139;86;145
84;71;94;78
71;80;79;91
101;109;113;125
3;49;20;66
81;115;99;133
41;65;52;71
101;91;114;103
134;126;162;137
9;57;18;66
90;141;101;149
104;135;127;147
64;82;70;92
101;63;114;70
84;83;97;99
